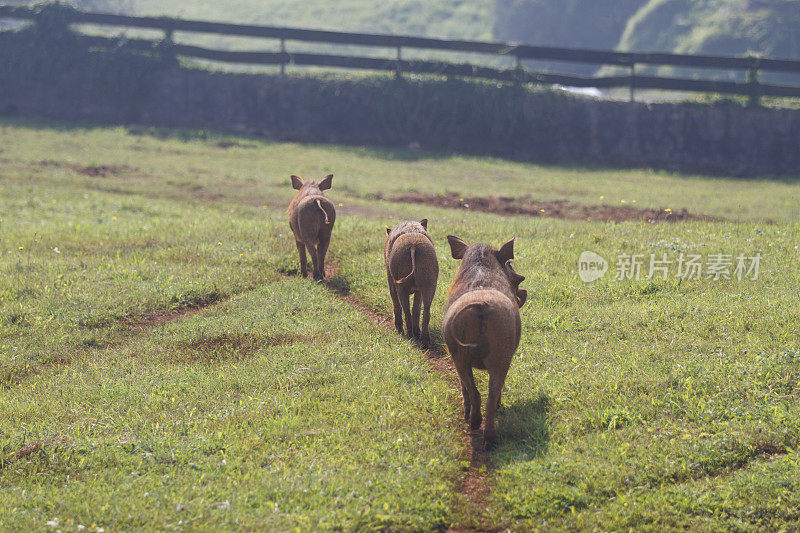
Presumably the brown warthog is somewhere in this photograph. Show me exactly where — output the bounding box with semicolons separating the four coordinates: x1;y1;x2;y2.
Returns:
384;219;439;347
443;235;527;449
287;174;336;280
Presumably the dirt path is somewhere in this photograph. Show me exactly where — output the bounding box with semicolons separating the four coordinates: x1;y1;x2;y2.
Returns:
394;192;718;223
320;263;496;532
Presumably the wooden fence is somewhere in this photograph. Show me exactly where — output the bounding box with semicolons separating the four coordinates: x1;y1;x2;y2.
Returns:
2;4;800;104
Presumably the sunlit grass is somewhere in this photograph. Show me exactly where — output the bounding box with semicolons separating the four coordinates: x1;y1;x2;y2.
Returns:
1;119;799;530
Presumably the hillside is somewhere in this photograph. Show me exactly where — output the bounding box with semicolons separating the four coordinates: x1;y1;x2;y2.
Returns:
2;0;798;78
492;0;648;75
494;0;799;77
620;0;800;59
69;0;493;40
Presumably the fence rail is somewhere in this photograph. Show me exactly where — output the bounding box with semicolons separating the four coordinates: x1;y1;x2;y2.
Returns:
2;4;800;103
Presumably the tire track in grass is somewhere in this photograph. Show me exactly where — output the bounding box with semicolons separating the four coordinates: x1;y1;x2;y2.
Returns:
2;300;223;390
1;280;278;390
311;262;498;532
1;291;249;466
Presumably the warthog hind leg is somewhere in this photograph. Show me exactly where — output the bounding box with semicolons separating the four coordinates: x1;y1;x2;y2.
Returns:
306;242;320;281
419;287;434;348
317;237;330;280
484;366;510;450
411;292;422;339
454;359;482;430
399;287;414;338
295;241;307;278
388;273;404;334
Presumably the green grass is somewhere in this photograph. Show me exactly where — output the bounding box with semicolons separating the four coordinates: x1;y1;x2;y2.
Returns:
60;0;494;64
70;0;493;39
2;282;463;530
1;118;799;530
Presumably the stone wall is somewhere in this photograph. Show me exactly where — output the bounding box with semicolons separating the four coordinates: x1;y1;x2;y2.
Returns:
1;67;798;177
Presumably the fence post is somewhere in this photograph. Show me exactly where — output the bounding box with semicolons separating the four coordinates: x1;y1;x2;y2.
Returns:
747;66;761;107
157;22;176;64
515;55;523;86
395;45;402;80
280;37;286;76
32;3;75;40
629;62;636;103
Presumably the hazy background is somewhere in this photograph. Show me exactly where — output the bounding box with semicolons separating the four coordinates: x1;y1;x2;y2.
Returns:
4;0;797;61
2;1;798;85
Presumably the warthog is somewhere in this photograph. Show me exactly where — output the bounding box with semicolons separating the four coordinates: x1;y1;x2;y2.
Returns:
384;219;439;347
287;174;336;280
442;236;527;449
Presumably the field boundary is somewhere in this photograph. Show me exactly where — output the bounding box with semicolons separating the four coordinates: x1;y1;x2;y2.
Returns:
1;3;799;104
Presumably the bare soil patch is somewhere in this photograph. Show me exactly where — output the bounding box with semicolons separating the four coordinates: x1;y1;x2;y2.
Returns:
0;436;71;470
171;333;319;363
14;436;69;460
121;292;226;330
74;165;136;177
215;140;256;149
394;192;717;223
38;160;140;178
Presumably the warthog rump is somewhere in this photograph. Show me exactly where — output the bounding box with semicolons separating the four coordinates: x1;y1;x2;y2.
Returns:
384;219;439;347
287;174;336;280
442;235;527;450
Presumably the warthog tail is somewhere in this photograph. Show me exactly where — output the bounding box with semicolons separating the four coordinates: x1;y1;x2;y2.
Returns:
395;245;417;285
316;198;330;225
452;303;488;358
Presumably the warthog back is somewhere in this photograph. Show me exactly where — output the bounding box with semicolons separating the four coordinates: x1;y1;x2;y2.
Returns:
384;219;438;347
442;288;521;369
443;235;526;449
287;174;336;280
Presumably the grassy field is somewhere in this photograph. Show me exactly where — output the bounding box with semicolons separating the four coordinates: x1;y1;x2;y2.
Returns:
2;0;491;38
1;118;799;530
58;0;495;65
71;0;493;39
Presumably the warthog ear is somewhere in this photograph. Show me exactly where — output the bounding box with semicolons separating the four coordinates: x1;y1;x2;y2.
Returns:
505;261;526;307
497;238;515;265
504;260;525;285
386;226;392;235
319;174;334;190
447;235;468;260
516;289;528;308
290;175;304;190
419;218;428;230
